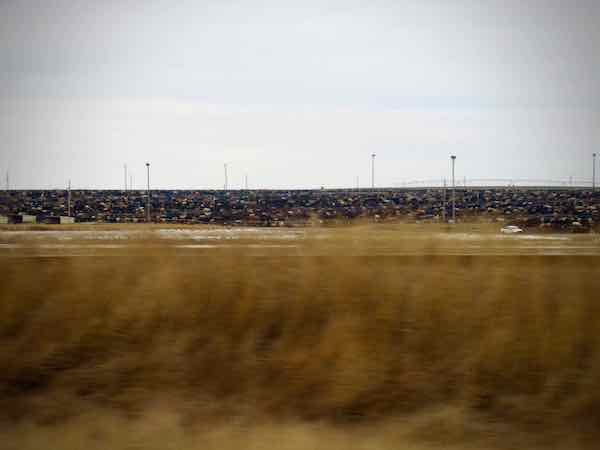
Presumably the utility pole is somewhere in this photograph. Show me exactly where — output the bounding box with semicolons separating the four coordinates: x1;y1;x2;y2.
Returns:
5;171;9;191
245;173;248;191
130;174;133;191
146;162;150;222
124;164;128;191
371;153;376;189
451;155;456;222
67;180;71;217
224;163;228;191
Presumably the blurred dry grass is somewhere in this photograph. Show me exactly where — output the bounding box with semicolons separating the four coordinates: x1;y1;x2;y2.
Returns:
1;227;600;449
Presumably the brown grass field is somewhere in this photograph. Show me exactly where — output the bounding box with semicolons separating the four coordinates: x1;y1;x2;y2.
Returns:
1;224;600;449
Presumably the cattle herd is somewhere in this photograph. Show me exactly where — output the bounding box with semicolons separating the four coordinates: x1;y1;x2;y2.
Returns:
1;188;599;230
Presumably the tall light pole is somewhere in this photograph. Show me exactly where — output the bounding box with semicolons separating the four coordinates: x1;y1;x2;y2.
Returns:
451;155;456;222
67;179;71;217
442;178;447;222
593;153;597;192
245;173;248;191
371;153;376;189
124;164;128;191
224;163;228;191
146;162;150;222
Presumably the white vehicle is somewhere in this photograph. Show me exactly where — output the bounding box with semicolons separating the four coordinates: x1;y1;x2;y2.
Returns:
501;225;523;234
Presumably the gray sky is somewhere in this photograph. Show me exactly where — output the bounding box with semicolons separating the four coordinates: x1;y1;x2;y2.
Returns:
1;0;599;189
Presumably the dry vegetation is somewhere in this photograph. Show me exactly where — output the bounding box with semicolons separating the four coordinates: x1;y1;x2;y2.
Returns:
1;226;600;449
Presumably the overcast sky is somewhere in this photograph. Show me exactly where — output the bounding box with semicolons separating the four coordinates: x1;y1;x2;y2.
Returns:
1;0;599;189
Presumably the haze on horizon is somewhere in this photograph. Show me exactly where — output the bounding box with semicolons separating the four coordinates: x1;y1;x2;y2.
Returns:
1;0;599;190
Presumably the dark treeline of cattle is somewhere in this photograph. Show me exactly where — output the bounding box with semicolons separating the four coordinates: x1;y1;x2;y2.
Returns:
1;188;599;230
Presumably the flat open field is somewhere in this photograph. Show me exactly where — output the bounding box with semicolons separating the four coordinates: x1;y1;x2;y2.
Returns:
2;224;600;449
2;222;600;256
